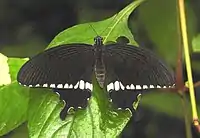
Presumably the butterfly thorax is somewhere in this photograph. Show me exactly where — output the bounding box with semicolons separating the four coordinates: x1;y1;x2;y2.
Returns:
94;36;106;88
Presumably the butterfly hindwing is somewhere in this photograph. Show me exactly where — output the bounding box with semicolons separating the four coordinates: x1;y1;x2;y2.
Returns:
109;89;141;111
53;88;91;120
104;43;175;109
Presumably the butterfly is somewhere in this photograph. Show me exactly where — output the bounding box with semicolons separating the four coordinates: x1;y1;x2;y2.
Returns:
17;35;175;120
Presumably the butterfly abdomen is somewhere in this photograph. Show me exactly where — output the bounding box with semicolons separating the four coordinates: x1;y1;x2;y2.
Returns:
94;59;106;88
94;43;106;88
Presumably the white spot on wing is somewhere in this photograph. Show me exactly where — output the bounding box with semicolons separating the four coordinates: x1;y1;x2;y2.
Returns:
114;81;120;91
85;82;92;91
90;84;93;91
79;80;85;89
126;85;130;90
143;85;148;89
136;85;141;90
107;82;114;92
64;83;69;88
150;85;154;89
169;84;175;88
35;84;40;87
50;84;56;88
74;81;79;89
29;85;33;87
163;86;167;88
119;82;125;90
57;84;63;88
69;84;73;89
157;85;161;88
130;84;135;89
43;84;48;87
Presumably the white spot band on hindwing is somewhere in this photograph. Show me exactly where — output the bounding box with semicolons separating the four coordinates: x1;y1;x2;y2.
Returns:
106;81;175;92
18;80;93;91
19;80;175;92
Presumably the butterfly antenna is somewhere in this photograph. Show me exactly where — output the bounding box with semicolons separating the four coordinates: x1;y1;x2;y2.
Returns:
88;12;118;40
99;13;118;37
89;23;99;36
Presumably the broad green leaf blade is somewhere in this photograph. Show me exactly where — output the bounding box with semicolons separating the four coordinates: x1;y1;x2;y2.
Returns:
0;53;29;136
48;0;145;48
192;34;200;52
28;78;131;138
28;89;68;138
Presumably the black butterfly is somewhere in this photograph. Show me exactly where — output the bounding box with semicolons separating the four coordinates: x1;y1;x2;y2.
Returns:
17;36;175;120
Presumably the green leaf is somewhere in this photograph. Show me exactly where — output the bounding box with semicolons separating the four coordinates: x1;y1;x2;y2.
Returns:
192;34;200;52
27;0;145;137
28;79;131;138
0;53;29;136
48;0;145;48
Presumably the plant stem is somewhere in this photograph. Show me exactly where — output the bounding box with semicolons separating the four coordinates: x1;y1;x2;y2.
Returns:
181;92;192;138
178;0;199;125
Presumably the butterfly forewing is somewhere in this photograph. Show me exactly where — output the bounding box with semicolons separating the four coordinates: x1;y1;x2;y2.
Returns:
104;44;175;88
17;44;95;88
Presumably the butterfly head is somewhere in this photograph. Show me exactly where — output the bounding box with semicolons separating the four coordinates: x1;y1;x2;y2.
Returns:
94;36;103;46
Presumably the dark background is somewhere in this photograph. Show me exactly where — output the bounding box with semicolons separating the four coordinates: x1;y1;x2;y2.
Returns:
1;0;200;137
